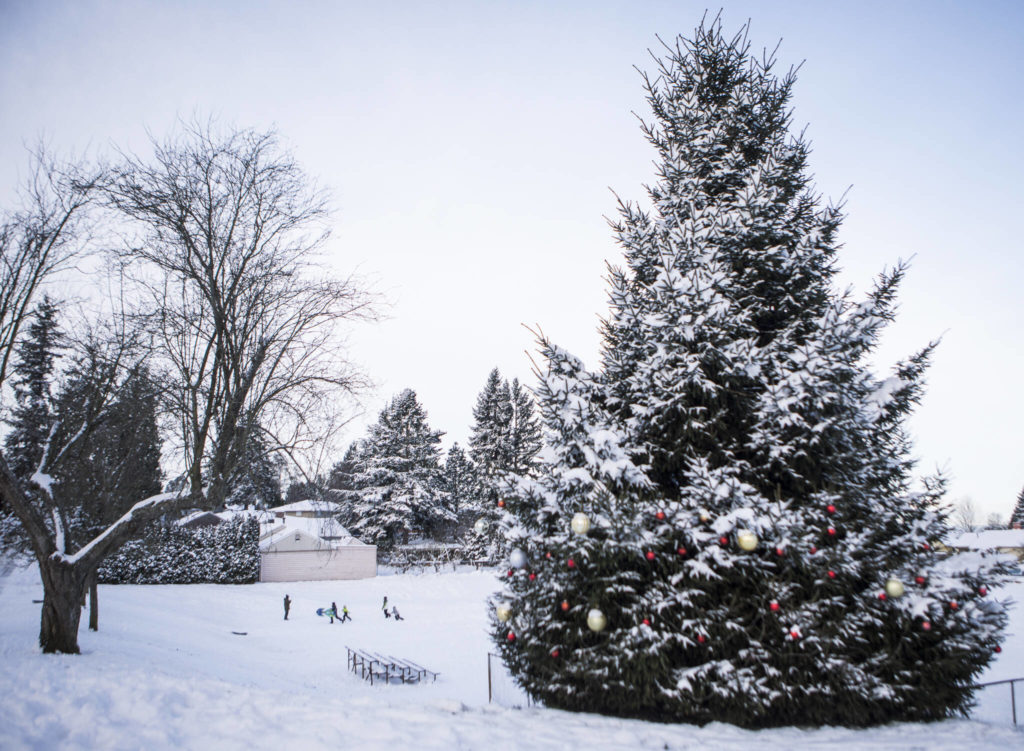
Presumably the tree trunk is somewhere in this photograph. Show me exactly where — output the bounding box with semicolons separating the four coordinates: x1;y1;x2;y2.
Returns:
88;572;99;632
38;557;86;654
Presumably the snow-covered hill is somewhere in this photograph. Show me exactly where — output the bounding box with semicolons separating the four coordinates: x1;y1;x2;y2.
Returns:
0;565;1020;750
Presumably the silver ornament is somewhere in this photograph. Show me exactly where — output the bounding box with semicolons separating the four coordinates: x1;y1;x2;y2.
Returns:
587;608;607;632
509;548;528;569
570;512;591;535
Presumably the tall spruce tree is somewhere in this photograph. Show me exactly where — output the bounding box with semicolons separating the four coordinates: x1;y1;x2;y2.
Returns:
509;378;542;476
492;20;1008;728
343;389;449;548
1011;486;1024;528
441;442;477;539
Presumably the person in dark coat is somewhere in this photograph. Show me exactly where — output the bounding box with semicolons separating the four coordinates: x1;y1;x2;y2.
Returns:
391;606;403;621
283;594;291;620
330;601;339;624
382;595;390;618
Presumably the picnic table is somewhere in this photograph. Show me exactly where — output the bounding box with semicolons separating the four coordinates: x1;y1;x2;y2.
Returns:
346;646;439;686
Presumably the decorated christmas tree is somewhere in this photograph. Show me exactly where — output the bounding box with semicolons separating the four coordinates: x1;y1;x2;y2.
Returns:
491;19;1009;728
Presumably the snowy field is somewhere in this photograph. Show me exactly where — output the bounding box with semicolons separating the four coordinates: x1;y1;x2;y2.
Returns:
0;564;1021;751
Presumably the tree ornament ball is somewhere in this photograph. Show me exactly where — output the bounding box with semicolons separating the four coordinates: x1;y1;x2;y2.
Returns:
921;621;931;631
586;608;607;632
560;599;570;611
506;569;514;578
551;648;560;658
810;545;818;554
790;629;800;640
995;645;1002;653
698;509;711;523
922;542;931;551
507;631;516;642
645;550;656;561
545;552;552;560
567;558;576;569
509;548;528;570
827;570;836;579
497;499;505;508
950;600;959;610
826;504;836;514
528;572;536;582
697;634;706;644
979;586;988;596
884;578;905;598
775;547;785;557
914;575;925;585
827;527;837;537
642;618;651;626
769;600;780;612
473;518;488;535
570;512;591;535
878;592;887;600
737;529;758;551
656;510;666;521
495;603;512;622
677;546;687;556
719;536;729;545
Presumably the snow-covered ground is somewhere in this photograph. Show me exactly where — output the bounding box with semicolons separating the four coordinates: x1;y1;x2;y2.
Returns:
0;564;1021;750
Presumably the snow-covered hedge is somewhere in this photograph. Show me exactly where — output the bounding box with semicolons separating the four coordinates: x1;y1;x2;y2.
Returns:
98;516;259;584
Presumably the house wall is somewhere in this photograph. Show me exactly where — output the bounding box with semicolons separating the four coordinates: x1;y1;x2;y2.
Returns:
259;546;377;582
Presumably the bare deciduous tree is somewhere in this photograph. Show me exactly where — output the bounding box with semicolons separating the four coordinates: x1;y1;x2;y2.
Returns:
952;495;977;532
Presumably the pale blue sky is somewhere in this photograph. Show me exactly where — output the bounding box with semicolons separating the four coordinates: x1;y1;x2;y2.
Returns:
2;1;1022;521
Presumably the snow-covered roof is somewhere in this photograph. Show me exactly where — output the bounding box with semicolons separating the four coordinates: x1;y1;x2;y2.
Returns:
270;499;342;515
258;515;367;552
948;529;1024;550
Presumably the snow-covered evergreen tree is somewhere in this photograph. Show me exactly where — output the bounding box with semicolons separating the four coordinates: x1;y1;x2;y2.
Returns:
441;443;477;539
344;389;449;548
1011;486;1024;528
492;20;1009;728
509;378;542;476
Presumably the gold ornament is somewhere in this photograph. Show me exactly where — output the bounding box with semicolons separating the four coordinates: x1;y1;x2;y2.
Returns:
885;578;905;598
698;508;711;523
495;603;512;622
737;529;758;551
570;512;591;535
586;608;607;632
473;518;488;535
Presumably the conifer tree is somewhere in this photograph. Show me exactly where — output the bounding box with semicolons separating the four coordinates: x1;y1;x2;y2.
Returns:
1011;486;1024;528
492;19;1008;728
344;389;449;548
509;378;542;476
441;443;477;539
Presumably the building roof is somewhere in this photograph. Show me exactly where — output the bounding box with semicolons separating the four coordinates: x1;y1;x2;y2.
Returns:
948;529;1024;550
258;515;368;552
269;499;342;515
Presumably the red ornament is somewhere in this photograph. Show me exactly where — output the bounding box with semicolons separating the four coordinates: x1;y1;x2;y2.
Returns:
775;547;785;557
810;545;818;554
790;629;800;640
769;600;780;612
545;552;552;560
677;546;687;556
645;550;656;561
827;527;837;537
642;618;651;626
560;600;570;611
826;504;836;514
979;586;988;596
528;572;536;582
697;634;706;644
497;499;505;508
995;645;1002;653
878;592;887;600
719;536;729;545
827;570;836;579
551;648;560;658
507;631;516;641
914;576;925;585
656;511;666;521
921;621;931;631
567;558;575;569
922;543;931;551
506;569;514;578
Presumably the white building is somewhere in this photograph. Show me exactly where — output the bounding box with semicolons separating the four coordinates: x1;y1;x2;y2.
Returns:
257;500;377;582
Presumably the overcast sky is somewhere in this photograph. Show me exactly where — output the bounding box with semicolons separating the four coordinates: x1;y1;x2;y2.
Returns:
2;0;1022;522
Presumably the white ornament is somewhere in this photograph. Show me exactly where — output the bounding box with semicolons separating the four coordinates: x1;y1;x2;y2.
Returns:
586;608;607;632
737;529;758;552
509;548;528;570
473;518;488;535
570;512;591;535
495;603;512;622
885;578;905;598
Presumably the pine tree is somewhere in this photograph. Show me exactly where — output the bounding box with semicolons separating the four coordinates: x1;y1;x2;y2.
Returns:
440;443;477;539
1011;486;1024;528
509;378;542;476
3;296;63;481
344;389;449;549
493;20;1008;728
